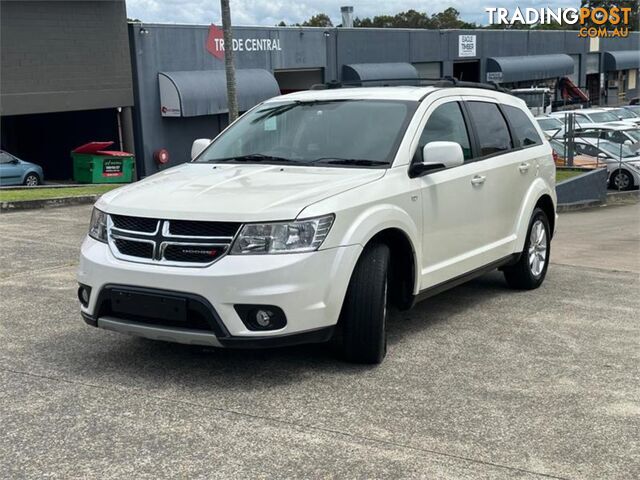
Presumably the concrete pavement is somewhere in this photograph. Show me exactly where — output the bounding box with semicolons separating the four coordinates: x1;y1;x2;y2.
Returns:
0;204;638;479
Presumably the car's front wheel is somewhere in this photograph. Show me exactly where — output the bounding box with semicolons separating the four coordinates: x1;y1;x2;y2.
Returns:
609;169;634;191
338;243;389;364
504;208;550;290
24;173;40;186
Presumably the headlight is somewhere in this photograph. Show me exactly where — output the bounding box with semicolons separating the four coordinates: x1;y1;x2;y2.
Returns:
230;214;334;254
88;208;108;243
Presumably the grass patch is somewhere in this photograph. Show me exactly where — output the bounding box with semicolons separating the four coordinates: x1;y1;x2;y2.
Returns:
0;185;122;202
556;170;585;183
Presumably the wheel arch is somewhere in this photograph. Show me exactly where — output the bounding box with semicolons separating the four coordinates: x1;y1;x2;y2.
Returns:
514;179;557;252
364;227;418;310
535;194;555;239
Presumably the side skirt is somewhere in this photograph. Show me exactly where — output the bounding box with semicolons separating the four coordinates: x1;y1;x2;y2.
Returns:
411;253;520;307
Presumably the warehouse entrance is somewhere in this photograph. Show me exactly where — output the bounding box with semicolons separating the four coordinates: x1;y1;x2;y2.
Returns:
453;61;480;82
0;109;120;181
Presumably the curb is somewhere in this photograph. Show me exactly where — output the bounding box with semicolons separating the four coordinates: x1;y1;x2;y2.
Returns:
0;195;99;212
558;190;639;212
557;199;604;212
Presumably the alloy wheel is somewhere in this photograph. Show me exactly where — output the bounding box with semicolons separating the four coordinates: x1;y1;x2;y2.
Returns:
528;219;547;277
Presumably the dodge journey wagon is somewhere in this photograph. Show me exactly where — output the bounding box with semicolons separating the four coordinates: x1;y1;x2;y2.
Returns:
78;82;556;364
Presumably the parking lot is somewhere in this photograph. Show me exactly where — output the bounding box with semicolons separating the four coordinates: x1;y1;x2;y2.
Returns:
0;203;638;479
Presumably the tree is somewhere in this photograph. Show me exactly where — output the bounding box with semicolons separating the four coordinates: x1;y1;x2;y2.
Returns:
220;0;238;122
302;13;333;27
352;8;477;29
431;8;476;29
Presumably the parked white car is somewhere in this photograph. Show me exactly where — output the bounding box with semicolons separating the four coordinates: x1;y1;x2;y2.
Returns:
78;85;557;363
535;115;565;138
573;138;640;190
550;108;622;127
601;107;640;127
575;123;640;146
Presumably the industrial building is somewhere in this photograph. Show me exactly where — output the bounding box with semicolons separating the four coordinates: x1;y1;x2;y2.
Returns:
1;1;638;180
129;23;639;177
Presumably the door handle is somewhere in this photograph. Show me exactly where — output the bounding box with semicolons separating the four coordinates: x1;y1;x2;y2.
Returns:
519;162;530;173
471;175;486;186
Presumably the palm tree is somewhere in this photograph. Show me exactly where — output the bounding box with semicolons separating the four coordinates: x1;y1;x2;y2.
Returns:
220;0;238;122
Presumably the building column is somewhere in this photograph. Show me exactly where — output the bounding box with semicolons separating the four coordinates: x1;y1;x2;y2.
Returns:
120;106;137;179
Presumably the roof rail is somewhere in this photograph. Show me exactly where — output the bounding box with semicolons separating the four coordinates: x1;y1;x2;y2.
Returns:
310;76;512;94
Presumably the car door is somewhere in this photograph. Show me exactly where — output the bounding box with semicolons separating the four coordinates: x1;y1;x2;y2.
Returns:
411;97;491;289
462;99;527;259
0;152;23;185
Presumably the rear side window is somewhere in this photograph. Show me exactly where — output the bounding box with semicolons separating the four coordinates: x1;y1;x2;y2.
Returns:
419;102;472;161
503;105;542;147
466;102;512;157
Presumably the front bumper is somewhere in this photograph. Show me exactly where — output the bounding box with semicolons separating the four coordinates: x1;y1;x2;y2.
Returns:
77;236;362;346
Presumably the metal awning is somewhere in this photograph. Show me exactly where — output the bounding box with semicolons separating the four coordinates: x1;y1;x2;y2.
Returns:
158;69;280;117
603;50;640;72
342;63;419;86
486;54;574;83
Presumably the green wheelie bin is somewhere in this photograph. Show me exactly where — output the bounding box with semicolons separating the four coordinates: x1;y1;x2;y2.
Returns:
72;141;135;184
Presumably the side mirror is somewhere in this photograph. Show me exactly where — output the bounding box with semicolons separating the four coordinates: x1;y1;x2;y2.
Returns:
598;153;608;159
410;141;464;178
624;139;632;145
191;138;211;160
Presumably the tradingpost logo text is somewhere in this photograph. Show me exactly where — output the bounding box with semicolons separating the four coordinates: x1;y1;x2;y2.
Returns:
486;6;632;38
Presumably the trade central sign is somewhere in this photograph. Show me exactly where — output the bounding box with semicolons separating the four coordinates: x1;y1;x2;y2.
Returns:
206;25;282;60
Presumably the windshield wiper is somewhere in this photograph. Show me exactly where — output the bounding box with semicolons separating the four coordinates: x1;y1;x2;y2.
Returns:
206;154;304;165
313;158;388;167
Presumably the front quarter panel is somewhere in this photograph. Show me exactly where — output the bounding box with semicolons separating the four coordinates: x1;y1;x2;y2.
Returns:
299;168;423;293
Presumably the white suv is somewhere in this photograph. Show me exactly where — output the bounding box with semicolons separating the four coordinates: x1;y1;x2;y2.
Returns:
78;84;556;364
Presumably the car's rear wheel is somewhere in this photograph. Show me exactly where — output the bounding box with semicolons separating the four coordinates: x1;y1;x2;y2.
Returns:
338;243;389;364
609;169;633;191
504;208;550;290
24;173;40;186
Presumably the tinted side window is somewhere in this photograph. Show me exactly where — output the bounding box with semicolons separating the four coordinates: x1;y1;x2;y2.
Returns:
466;102;512;157
503;105;542;147
0;152;14;164
419;102;472;161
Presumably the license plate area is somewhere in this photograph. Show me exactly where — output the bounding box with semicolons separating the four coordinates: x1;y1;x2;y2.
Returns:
111;289;187;323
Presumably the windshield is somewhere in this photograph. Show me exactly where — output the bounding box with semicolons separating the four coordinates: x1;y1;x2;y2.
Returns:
626;129;640;142
611;108;637;119
537;118;563;130
599;141;636;158
588;111;619;123
195;100;417;167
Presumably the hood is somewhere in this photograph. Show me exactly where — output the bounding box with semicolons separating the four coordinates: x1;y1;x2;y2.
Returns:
97;163;385;221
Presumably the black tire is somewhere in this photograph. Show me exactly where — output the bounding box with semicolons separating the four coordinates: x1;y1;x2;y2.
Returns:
23;173;40;186
503;208;550;290
609;169;634;191
338;243;390;364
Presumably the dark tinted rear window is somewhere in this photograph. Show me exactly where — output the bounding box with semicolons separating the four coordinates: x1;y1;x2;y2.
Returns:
503;105;542;147
467;102;512;157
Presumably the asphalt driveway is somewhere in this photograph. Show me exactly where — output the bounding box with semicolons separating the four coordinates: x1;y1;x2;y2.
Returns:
1;203;638;479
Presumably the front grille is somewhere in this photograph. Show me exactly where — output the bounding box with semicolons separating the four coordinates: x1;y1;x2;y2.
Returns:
111;214;158;233
163;244;223;263
108;214;240;266
169;220;240;237
114;239;154;259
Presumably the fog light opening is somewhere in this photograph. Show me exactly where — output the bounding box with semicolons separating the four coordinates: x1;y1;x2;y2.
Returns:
77;285;91;307
234;305;287;331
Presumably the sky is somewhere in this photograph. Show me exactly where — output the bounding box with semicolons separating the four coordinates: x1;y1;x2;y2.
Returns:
125;0;579;28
